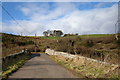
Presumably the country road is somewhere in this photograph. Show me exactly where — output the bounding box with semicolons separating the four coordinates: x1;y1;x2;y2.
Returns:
9;53;77;78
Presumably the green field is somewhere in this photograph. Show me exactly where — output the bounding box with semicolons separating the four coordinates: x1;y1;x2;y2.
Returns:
79;34;114;37
40;36;60;39
39;34;115;40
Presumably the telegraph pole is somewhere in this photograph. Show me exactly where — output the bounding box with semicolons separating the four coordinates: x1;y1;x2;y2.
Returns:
35;33;36;37
21;32;22;36
34;33;37;52
115;21;119;40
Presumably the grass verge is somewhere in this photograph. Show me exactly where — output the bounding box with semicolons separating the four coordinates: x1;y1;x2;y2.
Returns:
49;55;119;79
49;55;85;78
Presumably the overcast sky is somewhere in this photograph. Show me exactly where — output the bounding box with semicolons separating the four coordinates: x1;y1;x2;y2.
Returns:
2;2;118;36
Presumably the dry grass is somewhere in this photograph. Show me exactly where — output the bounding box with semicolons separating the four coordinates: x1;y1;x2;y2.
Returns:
50;55;119;78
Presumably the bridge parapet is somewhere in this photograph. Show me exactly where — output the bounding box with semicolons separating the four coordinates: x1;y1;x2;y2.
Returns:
2;49;31;72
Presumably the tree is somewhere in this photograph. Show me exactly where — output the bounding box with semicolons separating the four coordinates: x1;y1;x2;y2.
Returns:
43;31;48;37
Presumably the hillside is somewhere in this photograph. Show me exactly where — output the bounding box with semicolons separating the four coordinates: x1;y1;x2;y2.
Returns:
2;33;54;57
46;35;119;64
2;33;119;64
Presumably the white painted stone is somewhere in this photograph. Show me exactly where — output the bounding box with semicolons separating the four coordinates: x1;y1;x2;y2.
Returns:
45;49;119;68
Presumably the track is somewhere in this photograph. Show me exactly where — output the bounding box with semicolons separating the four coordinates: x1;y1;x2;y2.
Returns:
9;53;77;78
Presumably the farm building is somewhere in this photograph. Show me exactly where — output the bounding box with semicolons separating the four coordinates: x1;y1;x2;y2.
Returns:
43;30;63;37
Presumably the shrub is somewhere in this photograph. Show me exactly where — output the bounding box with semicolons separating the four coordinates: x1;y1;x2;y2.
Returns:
52;36;81;54
17;40;34;46
17;42;26;46
86;39;94;47
116;39;120;45
25;40;34;45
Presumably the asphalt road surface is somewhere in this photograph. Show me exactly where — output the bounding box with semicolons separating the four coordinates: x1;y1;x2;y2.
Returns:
9;53;77;78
